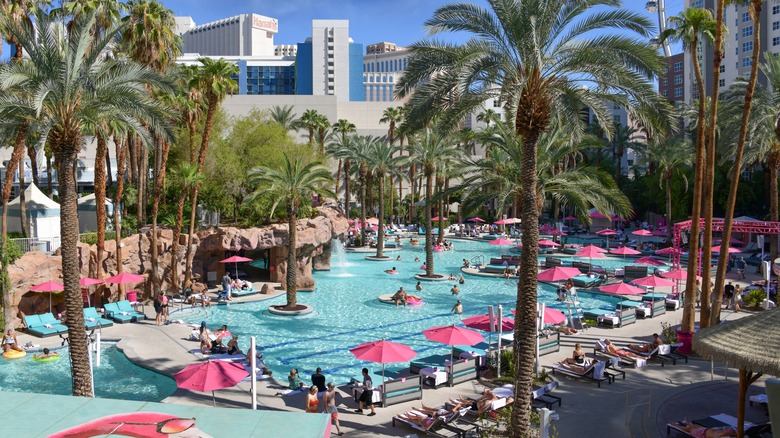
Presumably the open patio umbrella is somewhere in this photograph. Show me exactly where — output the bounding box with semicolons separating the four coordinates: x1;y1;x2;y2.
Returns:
710;246;742;254
174;359;249;407
563;215;578;221
579;244;607;253
655;247;681;255
467;217;485;223
539;224;555;233
431;216;448;221
633;256;666;267
589;211;608;219
547;229;565;236
538;239;560;247
511;307;567;325
596;228;618;248
79;277;104;307
575;246;605;270
219;255;253;278
104;272;145;284
489;237;515;255
631;275;675;288
662;269;701;281
366;217;379;225
694;309;780;436
30;280;64;314
462;314;514;332
494;219;512;225
599;282;645;295
610;246;641;259
632;229;653;237
537;266;582;282
423;325;485;365
350;340;417;384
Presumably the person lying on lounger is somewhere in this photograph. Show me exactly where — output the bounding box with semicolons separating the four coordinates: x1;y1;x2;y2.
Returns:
556;358;598;374
628;333;663;353
673;420;736;437
604;339;646;359
398;412;441;430
451;390;505;414
557;322;578;335
412;403;463;419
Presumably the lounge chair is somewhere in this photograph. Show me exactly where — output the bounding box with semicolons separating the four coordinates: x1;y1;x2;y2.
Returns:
104;301;145;323
24;313;68;338
593;339;648;368
531;381;562;409
392;412;460;437
551;360;611;387
82;307;113;329
666;413;764;437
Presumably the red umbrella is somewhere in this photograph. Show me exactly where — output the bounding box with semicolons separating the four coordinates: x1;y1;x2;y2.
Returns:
538;239;560;247
710;246;742;253
611;246;641;256
467;217;486;223
220;255;253;278
655;247;681;256
431;216;448;221
599;282;645;295
589;211;608;219
633;256;666;266
596;228;617;236
537;266;582;282
30;280;65;314
350;340;417;383
632;275;675;288
174;360;249;406
80;277;103;287
423;325;485;366
104;272;145;284
462;314;514;332
662;269;701;281
632;229;653;237
511;307;567;325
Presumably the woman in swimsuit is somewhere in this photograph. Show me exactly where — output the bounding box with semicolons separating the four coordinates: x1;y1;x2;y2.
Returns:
605;339;645;359
2;330;23;353
305;386;319;413
563;344;586;365
674;420;736;437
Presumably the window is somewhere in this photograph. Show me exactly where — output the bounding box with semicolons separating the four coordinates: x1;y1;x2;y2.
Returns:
736;47;739;56
743;41;753;52
774;37;780;46
774;5;780;15
673;62;683;72
663;66;669;73
741;12;750;22
742;26;753;38
627;159;634;167
674;74;683;85
613;115;621;124
675;87;683;98
719;78;726;87
692;0;703;7
662;90;668;97
774;21;780;31
662;77;668;86
720;65;725;73
743;57;752;68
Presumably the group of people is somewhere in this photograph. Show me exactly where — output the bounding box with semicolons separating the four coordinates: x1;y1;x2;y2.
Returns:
153;291;170;326
198;323;242;356
391;287;420;307
299;367;378;436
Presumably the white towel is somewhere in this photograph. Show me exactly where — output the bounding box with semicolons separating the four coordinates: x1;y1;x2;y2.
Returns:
44;324;53;328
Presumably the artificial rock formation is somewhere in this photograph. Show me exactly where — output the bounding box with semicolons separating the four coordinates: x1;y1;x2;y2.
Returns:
7;203;348;328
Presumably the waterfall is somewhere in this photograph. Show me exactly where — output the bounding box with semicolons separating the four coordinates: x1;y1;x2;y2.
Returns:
329;238;355;276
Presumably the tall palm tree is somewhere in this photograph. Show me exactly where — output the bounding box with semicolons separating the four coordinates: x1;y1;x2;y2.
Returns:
380;107;404;222
269;104;298;131
170;163;201;291
314;113;330;157
326;133;356;218
660;7;717;335
298;109;321;150
249;156;333;309
609;123;645;186
353;135;379;246
363;141;404;258
644;137;693;244
398;2;669;433
0;10;172;396
711;0;764;327
329;119;356;196
476;108;499;127
183;58;238;288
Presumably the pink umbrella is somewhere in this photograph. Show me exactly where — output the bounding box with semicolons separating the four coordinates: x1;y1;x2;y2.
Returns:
104;272;145;284
610;246;641;256
220;255;253;278
596;228;617;236
662;269;701;281
30;280;65;314
462;314;515;332
563;216;578;221
510;307;567;325
579;244;607;253
599;282;645;295
632;275;675;288
710;246;742;253
366;217;379;225
537;266;582;282
575;246;605;268
423;325;485;365
655;247;681;256
494;219;512;225
633;256;666;266
632;229;653;237
350;340;417;383
80;277;103;287
431;217;448;221
467;217;486;223
589;211;609;219
538;239;560;247
651;230;668;236
488;238;515;246
174;360;249;406
547;229;565;236
539;224;555;232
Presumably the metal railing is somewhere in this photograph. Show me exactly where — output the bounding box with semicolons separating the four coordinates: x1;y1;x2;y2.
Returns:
10;236;61;254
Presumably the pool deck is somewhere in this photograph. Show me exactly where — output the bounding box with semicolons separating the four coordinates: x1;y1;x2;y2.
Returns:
10;270;774;437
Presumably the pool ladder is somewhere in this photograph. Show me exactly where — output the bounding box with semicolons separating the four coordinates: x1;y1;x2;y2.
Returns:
471;255;485;266
566;290;587;330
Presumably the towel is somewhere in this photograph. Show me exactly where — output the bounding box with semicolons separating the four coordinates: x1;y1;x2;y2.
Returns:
87;317;96;322
44;324;53;328
120;311;131;315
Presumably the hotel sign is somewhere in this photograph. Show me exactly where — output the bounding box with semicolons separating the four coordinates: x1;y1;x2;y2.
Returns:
252;14;278;33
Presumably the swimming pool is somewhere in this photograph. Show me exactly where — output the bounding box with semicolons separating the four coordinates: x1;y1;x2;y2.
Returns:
0;343;177;401
176;239;622;384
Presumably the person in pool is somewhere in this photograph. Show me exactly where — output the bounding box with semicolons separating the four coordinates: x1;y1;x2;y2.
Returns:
415;281;423;291
451;300;463;314
392;287;408;307
34;347;59;360
386;267;398;274
2;329;23;354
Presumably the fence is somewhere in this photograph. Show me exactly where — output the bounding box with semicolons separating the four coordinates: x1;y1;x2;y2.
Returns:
10;236;61;254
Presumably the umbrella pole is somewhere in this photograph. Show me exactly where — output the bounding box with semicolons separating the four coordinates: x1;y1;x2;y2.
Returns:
212;390;216;407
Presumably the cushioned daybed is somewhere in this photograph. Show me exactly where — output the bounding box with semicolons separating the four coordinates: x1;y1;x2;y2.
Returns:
82;307;114;329
24;313;68;338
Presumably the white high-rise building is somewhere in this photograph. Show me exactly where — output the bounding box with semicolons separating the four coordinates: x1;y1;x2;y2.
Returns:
363;42;410;102
178;13;279;57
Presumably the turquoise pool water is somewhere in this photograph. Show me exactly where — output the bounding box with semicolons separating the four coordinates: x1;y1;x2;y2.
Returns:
0;343;176;401
177;239;624;384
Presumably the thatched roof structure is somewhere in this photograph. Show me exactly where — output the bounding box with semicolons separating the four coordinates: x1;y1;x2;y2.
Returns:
693;309;780;376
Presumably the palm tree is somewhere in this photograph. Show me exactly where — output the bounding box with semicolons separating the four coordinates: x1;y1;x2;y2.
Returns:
398;2;669;433
476;108;499;127
711;0;764;327
363;141;404;258
249;156;334;309
0;10;172;396
609;123;645;186
181;58;237;288
644;137;693;244
170;163;201;291
298;109;321;150
380;107;404;222
313;113;330;157
329;119;356;196
353;135;379;246
660;7;717;335
269;104;298;131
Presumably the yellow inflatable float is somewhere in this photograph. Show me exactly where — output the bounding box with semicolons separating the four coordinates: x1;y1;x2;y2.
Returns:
2;350;26;360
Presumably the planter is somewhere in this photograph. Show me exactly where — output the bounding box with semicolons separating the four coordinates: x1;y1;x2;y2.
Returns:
676;330;693;354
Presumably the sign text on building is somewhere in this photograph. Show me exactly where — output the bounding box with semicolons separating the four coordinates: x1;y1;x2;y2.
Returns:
252;14;278;33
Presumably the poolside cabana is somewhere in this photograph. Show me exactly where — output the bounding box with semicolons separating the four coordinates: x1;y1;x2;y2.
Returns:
77;193;114;233
1;183;60;245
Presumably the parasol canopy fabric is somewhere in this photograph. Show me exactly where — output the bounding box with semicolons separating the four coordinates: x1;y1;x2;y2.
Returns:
631;229;653;237
30;280;64;291
462;314;514;332
104;273;145;284
79;277;104;287
538;239;560;247
174;359;249;406
631;275;675;287
488;238;515;246
661;269;701;281
350;340;417;364
595;228;617;236
633;256;666;266
599;282;645;295
537;266;582;282
422;325;485;346
610;247;641;256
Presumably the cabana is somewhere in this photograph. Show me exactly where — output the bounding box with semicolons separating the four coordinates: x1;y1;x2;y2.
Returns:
2;183;60;244
77;193;114;233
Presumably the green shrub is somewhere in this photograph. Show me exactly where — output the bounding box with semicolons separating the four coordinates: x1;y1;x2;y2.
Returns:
743;289;767;310
661;321;677;344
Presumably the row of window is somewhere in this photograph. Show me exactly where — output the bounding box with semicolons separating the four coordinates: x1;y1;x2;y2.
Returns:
363;58;408;73
367;85;395;102
661;87;683;98
364;75;394;83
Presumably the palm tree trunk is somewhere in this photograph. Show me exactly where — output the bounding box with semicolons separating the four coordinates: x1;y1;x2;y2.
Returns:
770;162;779;260
335;159;342;199
424;170;434;277
150;137;163;292
376;175;385;258
94;134;108;307
436;176;445;246
666;174;673;245
2;125;27;332
46;153;53;197
615;149;622;187
360;167;367;246
171;188;188;292
409;154;416;223
183;188;199;289
127;135;137;186
114;137;127;300
343;162;351;219
18;157;28;238
136;148;145;230
286;209;298;308
59;150;92;397
105;148;113;187
388;174;394;225
28;146;39;188
188;121;196;164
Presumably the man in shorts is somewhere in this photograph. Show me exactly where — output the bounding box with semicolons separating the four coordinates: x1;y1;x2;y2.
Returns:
323;382;344;435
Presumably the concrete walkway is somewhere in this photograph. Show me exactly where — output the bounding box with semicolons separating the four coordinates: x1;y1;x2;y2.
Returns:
12;271;772;437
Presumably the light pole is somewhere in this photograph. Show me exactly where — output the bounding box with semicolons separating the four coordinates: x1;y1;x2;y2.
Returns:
646;1;672;58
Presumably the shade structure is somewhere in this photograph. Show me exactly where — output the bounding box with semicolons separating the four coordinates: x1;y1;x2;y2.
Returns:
539;224;555;232
547;229;565;236
365;217;379;225
579;244;607;253
79;277;103;287
537;239;560;247
467;217;485;223
599;282;645;295
662;269;701;281
462;314;514;332
537;266;582;282
494;219;512;225
610;246;641;256
488;238;515;246
575;246;605;266
631;229;653;237
633;256;666;266
174;360;249;406
104;273;145;284
693;309;780;436
651;230;667;236
655;247;681;256
219;255;253;278
632;275;675;287
589;211;608;219
423;324;485;366
30;281;64;314
431;216;448;221
512;307;567;325
710;246;742;254
595;228;617;236
350;340;417;384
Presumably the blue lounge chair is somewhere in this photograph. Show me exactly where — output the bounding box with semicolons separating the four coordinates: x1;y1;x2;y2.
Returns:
25;313;67;337
104;301;145;323
83;307;114;328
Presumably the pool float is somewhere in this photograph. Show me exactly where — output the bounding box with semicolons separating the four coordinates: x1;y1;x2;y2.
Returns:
384;270;398;274
2;350;26;360
32;354;59;363
407;295;423;306
48;412;205;438
433;246;444;252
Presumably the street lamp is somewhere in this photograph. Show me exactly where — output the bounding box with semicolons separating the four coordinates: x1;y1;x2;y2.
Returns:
645;1;658;13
